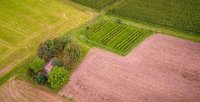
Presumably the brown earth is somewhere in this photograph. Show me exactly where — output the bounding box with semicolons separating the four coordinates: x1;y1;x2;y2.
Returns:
59;34;200;102
0;79;72;102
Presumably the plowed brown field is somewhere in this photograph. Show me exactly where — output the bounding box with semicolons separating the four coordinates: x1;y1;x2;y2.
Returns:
59;34;200;102
0;79;71;102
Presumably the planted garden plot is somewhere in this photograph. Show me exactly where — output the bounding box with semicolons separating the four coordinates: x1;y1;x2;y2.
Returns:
83;19;152;55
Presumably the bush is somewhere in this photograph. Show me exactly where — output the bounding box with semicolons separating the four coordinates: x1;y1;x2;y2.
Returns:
36;72;48;85
115;19;122;24
29;57;45;74
51;57;62;67
48;66;69;89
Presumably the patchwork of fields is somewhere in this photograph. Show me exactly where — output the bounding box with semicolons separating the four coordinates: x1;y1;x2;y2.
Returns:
82;19;152;55
60;34;200;102
0;0;92;74
108;0;200;34
1;0;200;101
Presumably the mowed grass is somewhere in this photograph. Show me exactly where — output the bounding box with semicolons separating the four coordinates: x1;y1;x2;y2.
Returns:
0;46;9;56
108;0;200;34
0;0;92;70
70;0;118;10
82;19;152;55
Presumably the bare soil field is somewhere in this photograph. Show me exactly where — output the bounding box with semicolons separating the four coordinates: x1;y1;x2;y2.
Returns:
0;79;71;102
59;34;200;102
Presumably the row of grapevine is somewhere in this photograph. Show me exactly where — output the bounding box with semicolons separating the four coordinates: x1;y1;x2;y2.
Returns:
99;24;127;44
117;30;150;52
82;18;152;55
86;20;109;37
90;20;109;33
122;31;150;52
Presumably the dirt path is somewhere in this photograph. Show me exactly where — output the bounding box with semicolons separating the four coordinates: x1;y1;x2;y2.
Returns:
59;34;200;102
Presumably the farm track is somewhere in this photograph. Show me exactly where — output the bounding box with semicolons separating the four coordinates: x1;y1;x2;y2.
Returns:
60;34;200;102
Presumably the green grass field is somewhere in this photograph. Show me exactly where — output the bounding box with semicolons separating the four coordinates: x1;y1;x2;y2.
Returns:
70;0;118;10
81;18;152;55
0;0;92;71
108;0;200;34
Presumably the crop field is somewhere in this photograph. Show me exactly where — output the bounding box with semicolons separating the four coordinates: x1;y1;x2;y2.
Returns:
0;0;92;74
82;19;152;55
0;79;71;102
70;0;118;10
60;34;200;102
108;0;200;34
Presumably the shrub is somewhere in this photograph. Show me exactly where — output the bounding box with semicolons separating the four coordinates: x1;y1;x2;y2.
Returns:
29;57;45;73
36;72;48;85
51;57;62;67
115;19;122;24
48;66;69;89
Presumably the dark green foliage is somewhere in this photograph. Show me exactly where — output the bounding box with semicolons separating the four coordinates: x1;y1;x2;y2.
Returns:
62;42;80;67
108;0;200;34
29;57;45;73
71;0;118;10
37;40;56;61
37;36;71;61
51;57;62;67
36;72;48;85
48;66;69;89
54;37;71;52
54;38;63;52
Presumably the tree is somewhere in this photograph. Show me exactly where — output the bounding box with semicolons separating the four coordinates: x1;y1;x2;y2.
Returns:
54;37;63;52
29;57;45;73
62;42;80;67
48;66;69;89
37;39;56;61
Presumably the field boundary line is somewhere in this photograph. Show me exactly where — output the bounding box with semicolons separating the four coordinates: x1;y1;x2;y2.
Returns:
0;49;16;62
0;22;28;37
0;53;31;77
0;39;13;48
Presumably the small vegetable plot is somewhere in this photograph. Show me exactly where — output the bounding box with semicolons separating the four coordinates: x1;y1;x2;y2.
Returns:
83;19;152;55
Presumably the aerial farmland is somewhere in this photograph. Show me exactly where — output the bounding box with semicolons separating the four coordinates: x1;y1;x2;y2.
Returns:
0;0;200;102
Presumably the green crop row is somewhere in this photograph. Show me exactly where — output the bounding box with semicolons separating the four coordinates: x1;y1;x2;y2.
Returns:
108;0;200;34
82;19;152;55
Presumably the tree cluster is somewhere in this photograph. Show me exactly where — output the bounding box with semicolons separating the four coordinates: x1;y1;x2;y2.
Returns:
29;35;81;89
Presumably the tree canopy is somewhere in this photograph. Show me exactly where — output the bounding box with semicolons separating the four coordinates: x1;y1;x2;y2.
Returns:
48;66;69;89
29;57;45;73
